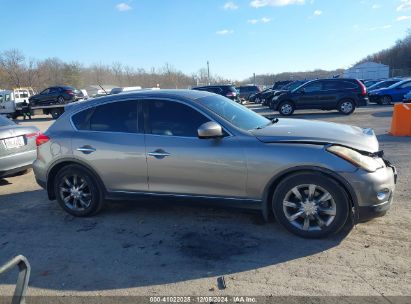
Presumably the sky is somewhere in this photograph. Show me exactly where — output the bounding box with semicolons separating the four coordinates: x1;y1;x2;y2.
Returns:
0;0;410;80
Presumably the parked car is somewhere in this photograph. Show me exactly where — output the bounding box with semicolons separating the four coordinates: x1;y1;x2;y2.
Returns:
363;80;383;88
272;81;292;90
29;86;84;106
268;80;309;109
368;79;411;105
367;79;403;92
192;85;240;103
253;89;275;105
33;90;396;238
0;115;39;178
249;89;269;103
404;91;411;102
272;78;368;116
236;86;261;101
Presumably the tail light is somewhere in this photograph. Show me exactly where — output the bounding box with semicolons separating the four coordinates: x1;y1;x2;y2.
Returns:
36;134;50;146
226;91;237;97
356;80;367;96
65;90;74;95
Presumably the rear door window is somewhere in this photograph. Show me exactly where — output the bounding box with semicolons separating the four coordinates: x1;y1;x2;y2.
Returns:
302;81;323;93
72;100;138;133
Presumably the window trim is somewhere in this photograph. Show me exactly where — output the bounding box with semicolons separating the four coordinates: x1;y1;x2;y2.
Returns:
142;97;233;139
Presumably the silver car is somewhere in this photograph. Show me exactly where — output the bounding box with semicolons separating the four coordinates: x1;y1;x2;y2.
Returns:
0;115;39;178
33;90;397;238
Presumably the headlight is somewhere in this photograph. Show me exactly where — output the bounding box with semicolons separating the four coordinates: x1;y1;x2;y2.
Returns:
326;145;384;172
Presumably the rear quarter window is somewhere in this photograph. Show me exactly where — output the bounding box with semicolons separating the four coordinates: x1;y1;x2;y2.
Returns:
71;107;94;130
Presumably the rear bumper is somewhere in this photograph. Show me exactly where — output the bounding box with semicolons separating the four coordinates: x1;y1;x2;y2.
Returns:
0;149;36;178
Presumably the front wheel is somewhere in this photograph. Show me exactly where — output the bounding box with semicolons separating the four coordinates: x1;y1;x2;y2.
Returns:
54;165;104;217
278;101;295;116
272;172;350;238
338;99;355;115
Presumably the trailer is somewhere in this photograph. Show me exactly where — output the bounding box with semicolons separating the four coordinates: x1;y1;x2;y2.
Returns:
1;90;72;120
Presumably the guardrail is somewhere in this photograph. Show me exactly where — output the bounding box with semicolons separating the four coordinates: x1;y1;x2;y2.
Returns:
0;255;31;304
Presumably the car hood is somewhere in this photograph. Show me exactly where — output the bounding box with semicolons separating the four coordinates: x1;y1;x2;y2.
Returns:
251;118;379;153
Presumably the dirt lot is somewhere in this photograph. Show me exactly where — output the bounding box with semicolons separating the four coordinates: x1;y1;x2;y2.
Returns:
0;105;410;298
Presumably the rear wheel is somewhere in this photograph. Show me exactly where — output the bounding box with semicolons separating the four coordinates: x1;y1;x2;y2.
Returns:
50;108;63;119
278;101;295;116
272;172;350;238
54;165;104;217
381;95;392;105
57;96;65;104
338;99;355;115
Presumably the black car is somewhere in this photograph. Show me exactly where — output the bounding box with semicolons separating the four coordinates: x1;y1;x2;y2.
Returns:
272;78;368;116
192;85;240;103
249;88;272;103
268;80;309;108
236;85;261;101
29;86;84;106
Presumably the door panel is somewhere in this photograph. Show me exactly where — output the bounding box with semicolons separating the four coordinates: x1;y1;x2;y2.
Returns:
144;99;247;198
146;135;247;197
72;132;147;192
71;99;148;192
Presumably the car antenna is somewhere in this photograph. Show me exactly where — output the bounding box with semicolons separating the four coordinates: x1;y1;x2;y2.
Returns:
98;84;108;95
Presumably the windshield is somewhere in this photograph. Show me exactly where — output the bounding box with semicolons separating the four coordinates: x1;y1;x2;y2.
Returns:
387;80;406;89
0;115;15;127
198;95;270;131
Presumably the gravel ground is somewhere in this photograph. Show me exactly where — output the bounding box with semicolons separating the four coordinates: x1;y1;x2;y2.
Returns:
0;105;410;299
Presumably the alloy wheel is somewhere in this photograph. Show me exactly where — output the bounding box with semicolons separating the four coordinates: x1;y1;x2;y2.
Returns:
340;101;353;114
58;174;92;211
282;184;336;231
280;104;293;115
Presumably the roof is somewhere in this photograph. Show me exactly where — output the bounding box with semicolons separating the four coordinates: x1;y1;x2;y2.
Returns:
65;89;214;113
350;62;389;69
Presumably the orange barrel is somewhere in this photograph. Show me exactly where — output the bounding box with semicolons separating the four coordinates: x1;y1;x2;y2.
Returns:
389;103;411;136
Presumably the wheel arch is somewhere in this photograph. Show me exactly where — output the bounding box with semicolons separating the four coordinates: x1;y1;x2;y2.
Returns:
261;166;359;222
46;159;107;200
337;97;357;106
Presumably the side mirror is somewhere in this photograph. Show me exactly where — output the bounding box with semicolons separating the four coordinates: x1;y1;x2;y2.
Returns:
198;121;223;139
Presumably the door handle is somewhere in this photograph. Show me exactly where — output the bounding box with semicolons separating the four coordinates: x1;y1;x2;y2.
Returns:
76;146;96;154
148;149;171;159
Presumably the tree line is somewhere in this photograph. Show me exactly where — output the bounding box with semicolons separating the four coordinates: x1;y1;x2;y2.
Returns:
0;49;232;91
357;30;411;75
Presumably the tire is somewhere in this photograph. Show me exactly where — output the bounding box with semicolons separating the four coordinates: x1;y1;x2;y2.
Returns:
278;101;295;116
50;108;62;119
381;95;392;105
338;99;356;115
272;172;350;238
54;164;104;217
57;96;65;104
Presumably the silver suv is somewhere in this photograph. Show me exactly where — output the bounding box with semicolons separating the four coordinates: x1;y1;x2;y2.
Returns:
33;90;396;238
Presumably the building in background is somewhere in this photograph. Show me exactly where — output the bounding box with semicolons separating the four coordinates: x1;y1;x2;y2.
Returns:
343;62;389;80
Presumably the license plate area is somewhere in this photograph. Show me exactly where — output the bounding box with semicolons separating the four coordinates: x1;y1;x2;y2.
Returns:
3;136;25;149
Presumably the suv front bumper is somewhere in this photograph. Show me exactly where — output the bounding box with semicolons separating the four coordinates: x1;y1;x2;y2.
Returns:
340;161;397;222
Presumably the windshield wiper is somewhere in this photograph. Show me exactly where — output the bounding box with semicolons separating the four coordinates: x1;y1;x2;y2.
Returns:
254;118;279;130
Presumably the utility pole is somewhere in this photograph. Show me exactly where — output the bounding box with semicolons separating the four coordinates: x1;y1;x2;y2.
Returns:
253;73;256;86
207;61;210;85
